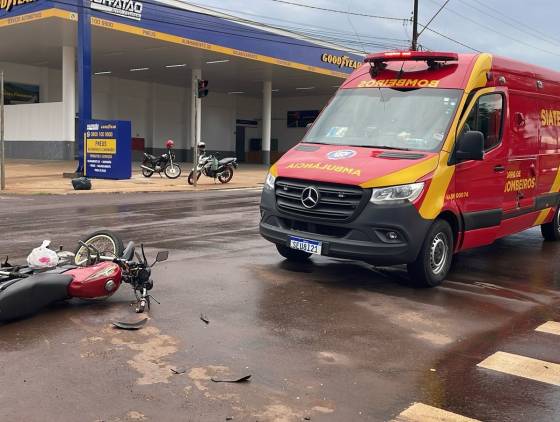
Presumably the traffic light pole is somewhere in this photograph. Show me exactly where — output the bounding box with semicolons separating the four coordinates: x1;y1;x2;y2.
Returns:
193;87;199;188
411;0;419;51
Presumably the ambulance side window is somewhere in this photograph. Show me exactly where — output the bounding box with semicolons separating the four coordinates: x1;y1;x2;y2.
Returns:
464;93;504;151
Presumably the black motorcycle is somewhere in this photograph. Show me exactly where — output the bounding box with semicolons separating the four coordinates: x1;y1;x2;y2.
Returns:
141;142;181;179
188;152;238;185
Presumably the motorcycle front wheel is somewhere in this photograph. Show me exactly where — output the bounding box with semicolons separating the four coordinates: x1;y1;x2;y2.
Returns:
73;230;125;265
187;170;202;185
165;163;182;179
218;167;234;184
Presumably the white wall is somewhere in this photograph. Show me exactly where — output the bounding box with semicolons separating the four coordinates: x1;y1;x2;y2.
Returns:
5;103;65;141
2;61;331;156
272;95;331;152
0;61;62;103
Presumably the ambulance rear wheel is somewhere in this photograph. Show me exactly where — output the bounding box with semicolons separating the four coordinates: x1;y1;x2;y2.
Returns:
276;244;311;262
407;219;453;288
541;206;560;241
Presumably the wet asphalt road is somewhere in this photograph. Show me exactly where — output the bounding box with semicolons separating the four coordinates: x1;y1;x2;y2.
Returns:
1;190;560;422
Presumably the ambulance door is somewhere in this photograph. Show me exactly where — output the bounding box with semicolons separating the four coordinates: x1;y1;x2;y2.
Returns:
534;101;560;217
454;90;508;249
499;93;539;236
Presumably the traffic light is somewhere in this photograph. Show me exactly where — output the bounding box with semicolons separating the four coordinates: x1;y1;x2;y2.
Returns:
197;79;209;98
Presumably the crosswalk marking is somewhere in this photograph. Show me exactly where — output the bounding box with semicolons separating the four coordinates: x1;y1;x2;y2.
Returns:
535;321;560;336
392;403;481;422
477;351;560;386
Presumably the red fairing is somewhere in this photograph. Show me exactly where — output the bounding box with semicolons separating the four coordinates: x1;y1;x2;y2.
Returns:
67;262;122;299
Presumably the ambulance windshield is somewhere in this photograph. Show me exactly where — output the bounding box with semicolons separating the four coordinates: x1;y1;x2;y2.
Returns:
304;88;462;152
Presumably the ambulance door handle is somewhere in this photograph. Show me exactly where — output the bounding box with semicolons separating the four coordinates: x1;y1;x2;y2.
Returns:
494;165;505;173
530;163;537;176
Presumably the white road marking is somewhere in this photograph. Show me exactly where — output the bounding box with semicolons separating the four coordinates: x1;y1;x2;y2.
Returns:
392;402;480;422
535;321;560;336
477;351;560;386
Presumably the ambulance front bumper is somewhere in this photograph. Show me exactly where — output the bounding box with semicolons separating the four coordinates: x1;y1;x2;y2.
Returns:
259;187;433;265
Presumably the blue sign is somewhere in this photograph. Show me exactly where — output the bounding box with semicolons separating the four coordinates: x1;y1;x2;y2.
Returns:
84;120;131;179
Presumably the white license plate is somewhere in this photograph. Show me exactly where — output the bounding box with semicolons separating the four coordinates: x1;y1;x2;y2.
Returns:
289;236;322;255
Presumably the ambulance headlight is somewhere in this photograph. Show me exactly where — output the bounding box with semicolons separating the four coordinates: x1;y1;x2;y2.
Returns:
370;182;425;204
264;173;276;190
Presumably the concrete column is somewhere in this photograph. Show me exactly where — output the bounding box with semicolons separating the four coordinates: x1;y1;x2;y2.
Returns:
262;80;272;165
62;46;76;142
190;68;201;161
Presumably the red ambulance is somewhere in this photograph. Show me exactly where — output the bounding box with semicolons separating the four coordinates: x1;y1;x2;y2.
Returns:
260;51;560;287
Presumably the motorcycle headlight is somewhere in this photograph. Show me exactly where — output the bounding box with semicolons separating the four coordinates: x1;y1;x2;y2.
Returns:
370;182;425;204
264;173;276;190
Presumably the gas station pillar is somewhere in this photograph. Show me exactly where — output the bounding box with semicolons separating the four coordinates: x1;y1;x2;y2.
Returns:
190;68;202;162
62;46;76;153
262;80;272;166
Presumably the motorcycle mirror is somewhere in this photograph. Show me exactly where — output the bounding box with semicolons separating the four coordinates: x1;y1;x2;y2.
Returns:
155;251;169;263
141;244;148;265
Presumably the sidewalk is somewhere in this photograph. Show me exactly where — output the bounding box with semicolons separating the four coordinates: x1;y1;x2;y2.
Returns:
1;160;267;195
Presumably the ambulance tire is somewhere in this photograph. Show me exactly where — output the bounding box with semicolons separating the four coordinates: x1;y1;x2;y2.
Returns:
541;206;560;241
407;219;453;288
276;244;311;262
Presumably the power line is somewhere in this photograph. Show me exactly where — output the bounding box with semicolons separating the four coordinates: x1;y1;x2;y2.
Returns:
467;0;560;48
267;0;480;52
419;24;481;52
51;0;403;54
418;0;451;37
269;0;407;22
427;0;560;58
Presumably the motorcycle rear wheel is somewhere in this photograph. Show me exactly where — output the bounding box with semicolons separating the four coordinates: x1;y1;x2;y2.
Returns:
141;167;154;178
165;164;182;179
218;167;234;184
187;170;202;185
73;230;125;265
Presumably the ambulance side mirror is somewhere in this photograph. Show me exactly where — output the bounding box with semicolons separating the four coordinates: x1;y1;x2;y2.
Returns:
455;131;484;162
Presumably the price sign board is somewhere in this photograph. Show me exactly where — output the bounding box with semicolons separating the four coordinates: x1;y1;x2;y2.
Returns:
84;120;131;179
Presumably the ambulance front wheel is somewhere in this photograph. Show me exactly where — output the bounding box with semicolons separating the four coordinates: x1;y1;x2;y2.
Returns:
541;206;560;241
407;219;453;288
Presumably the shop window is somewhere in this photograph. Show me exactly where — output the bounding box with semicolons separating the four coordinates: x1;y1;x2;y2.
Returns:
464;93;504;151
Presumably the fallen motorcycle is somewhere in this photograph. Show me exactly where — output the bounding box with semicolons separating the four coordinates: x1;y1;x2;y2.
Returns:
140;139;182;179
0;231;168;323
188;142;238;185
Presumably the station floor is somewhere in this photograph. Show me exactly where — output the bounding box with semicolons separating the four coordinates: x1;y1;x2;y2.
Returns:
0;160;267;195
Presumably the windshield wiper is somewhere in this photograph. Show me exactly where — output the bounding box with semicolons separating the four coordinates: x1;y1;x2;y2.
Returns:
347;144;412;151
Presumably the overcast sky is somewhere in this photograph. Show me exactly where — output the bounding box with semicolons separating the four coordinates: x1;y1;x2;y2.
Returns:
184;0;560;70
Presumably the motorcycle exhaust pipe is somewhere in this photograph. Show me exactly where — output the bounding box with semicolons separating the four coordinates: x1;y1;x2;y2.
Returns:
140;165;155;172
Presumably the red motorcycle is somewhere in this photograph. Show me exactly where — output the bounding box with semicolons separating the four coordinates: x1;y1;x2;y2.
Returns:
0;231;168;323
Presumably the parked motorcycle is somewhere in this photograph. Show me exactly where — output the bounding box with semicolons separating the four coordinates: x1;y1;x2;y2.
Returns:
0;231;168;322
187;142;238;185
141;139;182;179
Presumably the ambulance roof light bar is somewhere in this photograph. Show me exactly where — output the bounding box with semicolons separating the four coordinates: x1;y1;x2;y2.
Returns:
365;51;459;77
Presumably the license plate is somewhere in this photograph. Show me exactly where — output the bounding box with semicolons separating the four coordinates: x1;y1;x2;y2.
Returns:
289;236;322;255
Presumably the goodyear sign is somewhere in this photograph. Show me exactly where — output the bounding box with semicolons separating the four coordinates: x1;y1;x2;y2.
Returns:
1;0;35;13
85;120;131;179
321;53;360;71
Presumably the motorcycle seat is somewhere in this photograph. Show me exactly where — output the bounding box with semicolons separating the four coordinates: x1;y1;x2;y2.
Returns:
0;273;73;322
144;153;157;160
219;158;236;166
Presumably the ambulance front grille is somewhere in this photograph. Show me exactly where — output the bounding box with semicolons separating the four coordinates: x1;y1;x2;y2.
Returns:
275;178;366;221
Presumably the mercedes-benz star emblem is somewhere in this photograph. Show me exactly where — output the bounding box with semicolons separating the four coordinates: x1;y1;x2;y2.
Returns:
301;186;320;209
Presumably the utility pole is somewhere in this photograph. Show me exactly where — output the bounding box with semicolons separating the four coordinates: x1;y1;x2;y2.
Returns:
0;71;5;191
411;0;419;51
